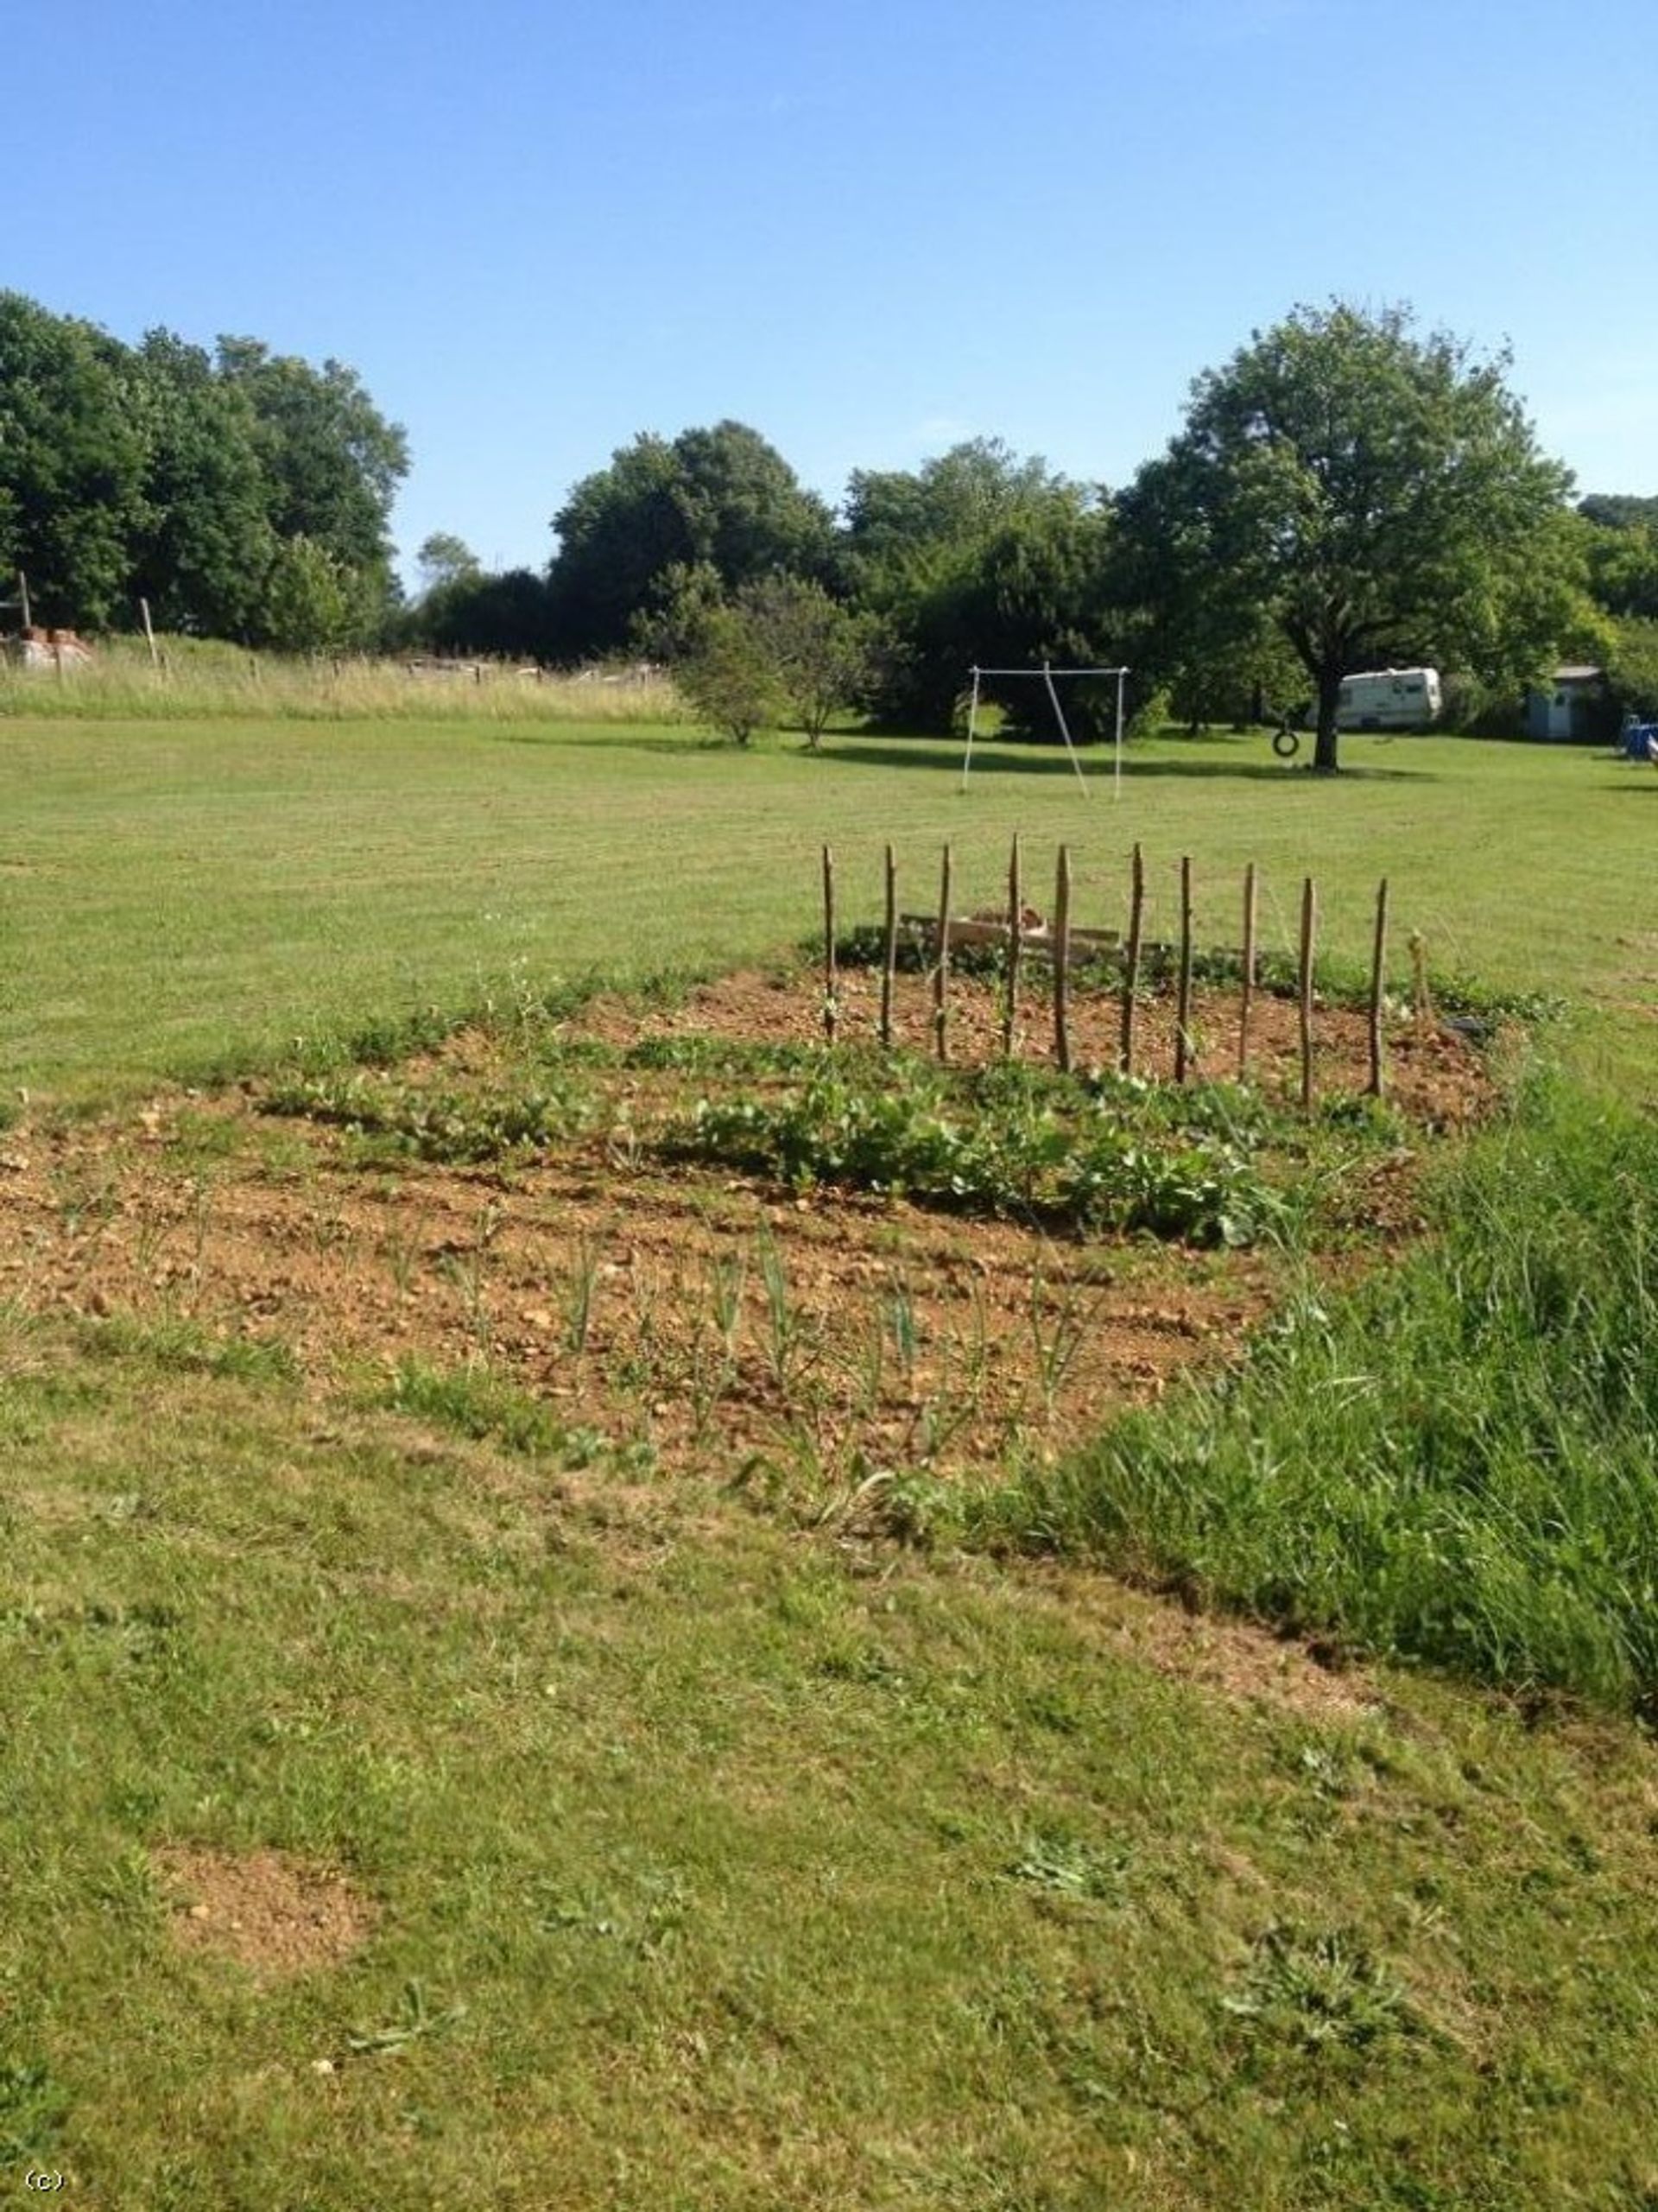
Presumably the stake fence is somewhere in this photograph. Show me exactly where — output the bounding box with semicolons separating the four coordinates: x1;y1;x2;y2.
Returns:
813;839;1415;1108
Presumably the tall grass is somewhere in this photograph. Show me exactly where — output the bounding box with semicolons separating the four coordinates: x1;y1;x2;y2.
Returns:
978;1074;1658;1710
0;633;687;724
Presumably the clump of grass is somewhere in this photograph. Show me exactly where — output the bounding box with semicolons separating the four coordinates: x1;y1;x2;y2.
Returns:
976;1074;1658;1711
73;1314;298;1384
1224;1925;1413;2054
382;1356;562;1455
263;1071;591;1163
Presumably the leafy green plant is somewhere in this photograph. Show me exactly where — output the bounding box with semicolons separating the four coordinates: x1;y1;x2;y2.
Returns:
1027;1260;1103;1423
1007;1832;1131;1905
671;1061;1280;1246
0;2055;70;2164
756;1226;805;1391
564;1234;601;1356
345;1980;467;2058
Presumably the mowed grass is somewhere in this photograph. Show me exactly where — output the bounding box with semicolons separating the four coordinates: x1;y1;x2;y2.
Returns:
4;712;1658;2206
2;714;1653;1104
5;1318;1658;2209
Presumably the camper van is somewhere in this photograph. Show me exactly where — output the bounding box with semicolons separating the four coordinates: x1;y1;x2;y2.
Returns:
1333;668;1441;732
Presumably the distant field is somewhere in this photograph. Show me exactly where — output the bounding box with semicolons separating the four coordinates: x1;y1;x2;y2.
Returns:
1;716;1652;1102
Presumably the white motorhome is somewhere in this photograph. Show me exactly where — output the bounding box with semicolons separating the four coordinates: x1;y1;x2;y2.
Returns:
1333;668;1441;731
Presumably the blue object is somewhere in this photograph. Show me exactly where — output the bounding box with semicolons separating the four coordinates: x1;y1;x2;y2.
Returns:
1623;721;1658;761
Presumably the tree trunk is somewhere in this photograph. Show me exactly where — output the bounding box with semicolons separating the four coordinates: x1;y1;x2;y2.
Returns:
1313;664;1343;772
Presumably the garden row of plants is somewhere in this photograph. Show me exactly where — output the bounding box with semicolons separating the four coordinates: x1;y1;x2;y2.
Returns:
264;1040;1370;1249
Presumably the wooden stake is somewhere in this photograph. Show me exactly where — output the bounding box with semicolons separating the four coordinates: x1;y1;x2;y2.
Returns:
139;597;160;670
1238;861;1257;1082
1299;876;1318;1112
1119;842;1145;1077
1409;929;1433;1043
17;571;29;631
1368;878;1390;1098
1053;844;1073;1074
1003;831;1022;1059
880;841;898;1049
821;845;838;1044
1174;855;1194;1084
933;842;952;1063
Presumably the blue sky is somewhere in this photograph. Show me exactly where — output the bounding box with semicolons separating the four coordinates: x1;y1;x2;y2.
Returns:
15;0;1655;580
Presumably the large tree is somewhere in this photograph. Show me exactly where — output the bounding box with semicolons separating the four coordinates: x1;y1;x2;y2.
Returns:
0;294;408;647
215;335;408;641
546;421;833;661
1121;304;1582;770
0;291;149;628
129;329;276;637
841;440;1120;731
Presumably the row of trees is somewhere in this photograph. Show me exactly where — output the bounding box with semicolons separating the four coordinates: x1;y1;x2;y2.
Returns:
0;292;407;646
421;307;1646;768
7;288;1655;764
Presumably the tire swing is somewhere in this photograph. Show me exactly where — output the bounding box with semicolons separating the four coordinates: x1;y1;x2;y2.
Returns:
1272;726;1301;760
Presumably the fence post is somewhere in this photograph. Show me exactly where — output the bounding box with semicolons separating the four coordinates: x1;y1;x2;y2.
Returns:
1368;878;1390;1098
1119;842;1144;1077
1003;832;1022;1059
1238;861;1257;1082
1174;855;1194;1084
821;845;838;1044
933;843;952;1064
880;841;897;1049
1053;844;1073;1074
1299;876;1318;1112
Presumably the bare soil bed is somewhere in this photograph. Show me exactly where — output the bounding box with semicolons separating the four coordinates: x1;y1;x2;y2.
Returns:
0;966;1494;1500
155;1844;377;1980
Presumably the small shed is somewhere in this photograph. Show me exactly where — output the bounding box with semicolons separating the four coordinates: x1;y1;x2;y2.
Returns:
1523;665;1604;742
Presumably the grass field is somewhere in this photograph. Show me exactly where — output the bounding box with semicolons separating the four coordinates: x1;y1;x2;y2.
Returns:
2;716;1652;1104
3;711;1656;2209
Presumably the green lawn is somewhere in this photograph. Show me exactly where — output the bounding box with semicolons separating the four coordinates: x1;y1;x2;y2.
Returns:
5;1321;1658;2210
3;713;1657;2209
3;716;1652;1102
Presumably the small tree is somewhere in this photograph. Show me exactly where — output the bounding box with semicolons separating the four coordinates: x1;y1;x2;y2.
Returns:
674;599;788;745
258;535;366;652
1606;618;1658;721
736;573;876;748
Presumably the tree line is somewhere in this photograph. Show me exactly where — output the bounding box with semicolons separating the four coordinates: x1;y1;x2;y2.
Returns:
0;291;407;649
6;289;1656;763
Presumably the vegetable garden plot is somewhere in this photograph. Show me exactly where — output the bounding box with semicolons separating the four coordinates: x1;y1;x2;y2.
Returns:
0;960;1497;1510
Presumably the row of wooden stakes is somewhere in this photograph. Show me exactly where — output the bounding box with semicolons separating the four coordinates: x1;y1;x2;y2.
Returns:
817;838;1409;1107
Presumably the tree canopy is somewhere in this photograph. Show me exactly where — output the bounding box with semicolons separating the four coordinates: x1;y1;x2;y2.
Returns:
0;293;149;629
839;440;1122;731
5;282;1642;745
0;292;407;646
545;421;834;661
1119;303;1585;768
